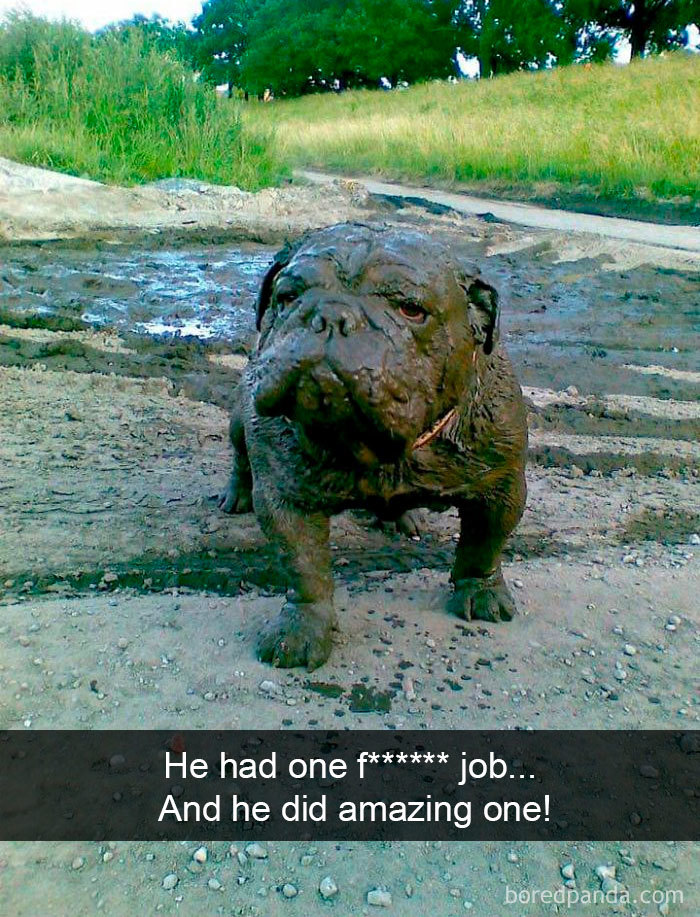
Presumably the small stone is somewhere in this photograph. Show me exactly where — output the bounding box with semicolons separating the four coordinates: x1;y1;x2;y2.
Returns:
639;764;660;779
193;846;207;864
367;887;392;907
203;691;215;701
281;883;298;898
162;873;178;890
319;876;338;899
668;615;681;625
102;851;114;863
117;638;129;650
623;644;637;656
601;877;624;895
513;579;524;589
561;863;575;880
507;851;519;863
658;901;670;916
614;669;627;681
565;385;579;397
689;533;700;546
71;857;85;870
300;855;314;867
237;851;248;866
17;635;30;647
595;864;616;881
630;812;642;825
259;680;278;694
245;843;268;859
570;465;585;478
109;754;125;768
208;878;222;890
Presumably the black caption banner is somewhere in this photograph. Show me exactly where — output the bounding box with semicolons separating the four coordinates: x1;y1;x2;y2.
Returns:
0;730;697;841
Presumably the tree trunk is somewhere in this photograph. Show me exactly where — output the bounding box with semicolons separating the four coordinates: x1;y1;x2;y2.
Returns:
227;81;233;99
629;0;649;57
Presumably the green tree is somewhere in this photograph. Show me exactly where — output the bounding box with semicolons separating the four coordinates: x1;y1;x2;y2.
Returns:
241;0;343;96
562;0;700;58
457;0;576;77
337;0;459;87
192;0;265;96
240;0;464;96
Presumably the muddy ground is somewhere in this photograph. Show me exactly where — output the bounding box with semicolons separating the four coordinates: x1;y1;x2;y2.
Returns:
0;168;698;915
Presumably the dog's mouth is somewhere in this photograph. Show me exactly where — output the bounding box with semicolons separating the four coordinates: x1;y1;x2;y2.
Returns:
255;353;414;463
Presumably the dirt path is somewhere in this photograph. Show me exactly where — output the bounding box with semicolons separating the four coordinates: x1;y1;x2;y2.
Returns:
0;163;698;915
298;170;700;255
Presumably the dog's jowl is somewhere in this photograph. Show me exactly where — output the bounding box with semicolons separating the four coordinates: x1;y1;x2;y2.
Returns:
221;223;528;670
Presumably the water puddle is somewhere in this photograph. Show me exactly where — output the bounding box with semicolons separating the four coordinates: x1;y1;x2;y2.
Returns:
1;242;276;349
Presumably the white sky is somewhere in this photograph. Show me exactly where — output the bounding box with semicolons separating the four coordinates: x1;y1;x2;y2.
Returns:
0;1;202;31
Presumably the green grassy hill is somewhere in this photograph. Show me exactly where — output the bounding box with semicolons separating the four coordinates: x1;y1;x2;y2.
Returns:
247;54;700;212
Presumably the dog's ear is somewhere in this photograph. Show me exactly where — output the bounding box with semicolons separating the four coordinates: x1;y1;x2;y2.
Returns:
457;272;499;355
256;239;301;331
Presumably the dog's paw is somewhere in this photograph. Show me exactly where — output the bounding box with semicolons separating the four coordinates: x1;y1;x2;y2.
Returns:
395;509;426;538
257;601;336;671
218;476;253;514
448;571;517;623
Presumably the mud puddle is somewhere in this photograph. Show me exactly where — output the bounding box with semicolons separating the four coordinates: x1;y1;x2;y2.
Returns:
1;240;275;346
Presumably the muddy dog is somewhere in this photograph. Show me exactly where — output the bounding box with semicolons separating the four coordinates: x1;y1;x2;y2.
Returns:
220;223;527;669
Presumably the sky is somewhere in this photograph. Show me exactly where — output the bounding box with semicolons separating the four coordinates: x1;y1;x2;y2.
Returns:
0;1;202;31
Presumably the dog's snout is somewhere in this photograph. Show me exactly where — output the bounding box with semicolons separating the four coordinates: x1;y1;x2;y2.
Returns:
312;301;360;337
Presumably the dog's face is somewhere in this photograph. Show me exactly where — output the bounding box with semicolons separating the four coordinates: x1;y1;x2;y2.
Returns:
252;224;499;465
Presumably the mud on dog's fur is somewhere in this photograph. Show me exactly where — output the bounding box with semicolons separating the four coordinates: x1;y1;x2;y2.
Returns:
221;223;527;669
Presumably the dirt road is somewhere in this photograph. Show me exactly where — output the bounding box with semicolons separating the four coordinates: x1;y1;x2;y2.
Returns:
0;162;698;915
299;169;700;254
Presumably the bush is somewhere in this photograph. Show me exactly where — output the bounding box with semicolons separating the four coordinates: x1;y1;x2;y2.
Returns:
0;12;282;189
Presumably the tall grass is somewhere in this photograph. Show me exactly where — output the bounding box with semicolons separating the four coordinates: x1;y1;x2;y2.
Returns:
0;13;282;189
246;54;700;202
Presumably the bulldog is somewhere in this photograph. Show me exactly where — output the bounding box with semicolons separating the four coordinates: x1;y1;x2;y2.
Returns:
221;223;527;669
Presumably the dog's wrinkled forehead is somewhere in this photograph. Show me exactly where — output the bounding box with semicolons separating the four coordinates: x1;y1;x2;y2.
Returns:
287;224;454;288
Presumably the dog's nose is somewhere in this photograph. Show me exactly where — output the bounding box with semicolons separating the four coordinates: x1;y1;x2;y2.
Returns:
314;304;358;336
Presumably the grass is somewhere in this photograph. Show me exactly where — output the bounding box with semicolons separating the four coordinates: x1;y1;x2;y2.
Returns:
0;13;283;189
246;54;700;204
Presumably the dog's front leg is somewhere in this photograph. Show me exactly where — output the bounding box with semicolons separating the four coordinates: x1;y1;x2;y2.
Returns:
448;478;525;623
255;494;336;670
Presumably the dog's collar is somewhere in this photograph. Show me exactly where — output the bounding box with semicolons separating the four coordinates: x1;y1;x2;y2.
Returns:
412;407;459;450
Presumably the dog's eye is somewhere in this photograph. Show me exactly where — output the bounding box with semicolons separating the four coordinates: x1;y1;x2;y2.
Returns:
399;302;427;323
275;289;297;309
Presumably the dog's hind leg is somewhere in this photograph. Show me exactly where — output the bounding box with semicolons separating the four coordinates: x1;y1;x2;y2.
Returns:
219;388;253;514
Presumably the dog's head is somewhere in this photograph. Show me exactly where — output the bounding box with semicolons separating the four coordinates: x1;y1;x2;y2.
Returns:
252;223;499;464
